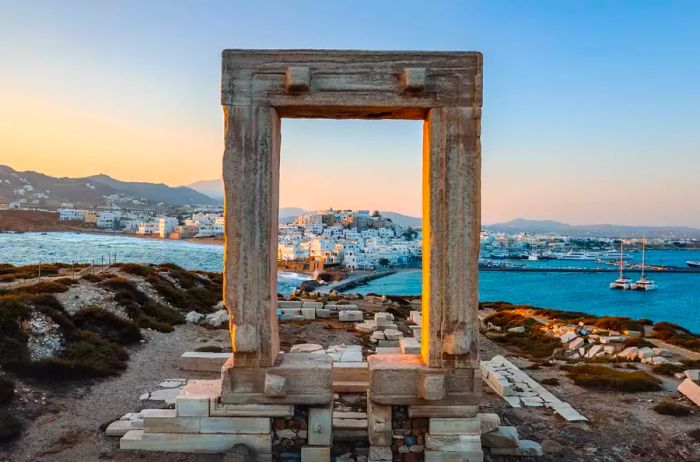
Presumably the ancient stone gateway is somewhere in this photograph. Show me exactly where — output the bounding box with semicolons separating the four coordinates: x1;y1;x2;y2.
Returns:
222;50;483;458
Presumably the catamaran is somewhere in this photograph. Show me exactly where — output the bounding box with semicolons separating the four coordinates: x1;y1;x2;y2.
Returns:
609;240;632;290
630;234;657;291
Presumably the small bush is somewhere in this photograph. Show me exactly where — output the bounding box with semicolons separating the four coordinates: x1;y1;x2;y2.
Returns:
10;281;70;295
562;364;662;392
484;311;536;330
653;400;693;416
72;307;142;345
652;363;686;376
0;376;15;404
540;377;560;386
623;337;654;349
0;298;31;366
80;273;103;283
0;409;22;442
118;263;154;277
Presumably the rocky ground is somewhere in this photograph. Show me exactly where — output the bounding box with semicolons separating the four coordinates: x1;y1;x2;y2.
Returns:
1;270;700;461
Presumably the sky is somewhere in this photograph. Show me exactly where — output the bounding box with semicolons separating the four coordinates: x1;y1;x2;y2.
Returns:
0;1;699;226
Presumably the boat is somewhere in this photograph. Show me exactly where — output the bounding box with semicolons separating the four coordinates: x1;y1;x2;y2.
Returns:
630;234;657;291
556;251;598;261
688;261;700;269
610;240;632;290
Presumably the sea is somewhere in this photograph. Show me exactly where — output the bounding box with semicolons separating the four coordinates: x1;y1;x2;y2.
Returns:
1;232;699;332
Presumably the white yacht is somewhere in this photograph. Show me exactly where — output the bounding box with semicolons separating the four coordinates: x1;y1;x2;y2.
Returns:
630;235;657;291
687;261;700;269
556;251;598;261
609;241;631;290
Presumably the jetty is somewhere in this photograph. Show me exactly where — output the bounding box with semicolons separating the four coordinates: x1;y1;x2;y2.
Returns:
317;270;397;293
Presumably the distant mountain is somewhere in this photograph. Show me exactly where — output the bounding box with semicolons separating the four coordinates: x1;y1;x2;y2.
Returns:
88;174;218;206
187;178;224;199
0;165;218;207
380;211;422;227
279;207;308;224
486;218;700;240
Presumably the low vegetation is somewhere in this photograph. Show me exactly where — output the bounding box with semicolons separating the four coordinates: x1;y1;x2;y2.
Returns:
561;364;662;392
652;322;700;352
483;311;561;358
652;362;686;376
653;400;693;416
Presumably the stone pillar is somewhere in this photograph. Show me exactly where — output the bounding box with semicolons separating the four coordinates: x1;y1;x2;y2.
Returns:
222;104;281;368
421;106;481;369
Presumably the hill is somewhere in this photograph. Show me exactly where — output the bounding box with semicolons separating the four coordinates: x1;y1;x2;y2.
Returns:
185;178;224;199
0;165;218;208
380;211;422;227
486;218;700;239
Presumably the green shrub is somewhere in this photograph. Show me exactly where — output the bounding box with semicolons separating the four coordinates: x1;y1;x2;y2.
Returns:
562;364;662;392
0;409;21;442
492;332;561;358
72;307;142;345
653;400;693;416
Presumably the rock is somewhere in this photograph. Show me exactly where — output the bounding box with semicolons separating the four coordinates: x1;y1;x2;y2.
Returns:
339;310;363;322
637;347;654;359
482;426;519;448
355;321;377;333
586;344;603;358
275;428;296;439
685;370;700;381
159;380;183;388
383;329;403;341
290;343;323;353
507;326;525;333
567;337;584;350
205;309;228;327
369;445;392;461
139;393;150;400
478;413;500;434
490;439;543;456
618;346;639;359
653;348;673;357
560;331;577;344
650;356;669;365
185;311;204;324
148;387;182;405
264;373;287;397
600;335;626;344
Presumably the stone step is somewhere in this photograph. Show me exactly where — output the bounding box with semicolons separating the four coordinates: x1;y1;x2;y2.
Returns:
332;418;368;429
120;429;272;455
332;381;369;393
180;352;231;372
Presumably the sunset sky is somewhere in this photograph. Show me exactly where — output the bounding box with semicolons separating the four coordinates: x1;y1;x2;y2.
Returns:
1;1;699;226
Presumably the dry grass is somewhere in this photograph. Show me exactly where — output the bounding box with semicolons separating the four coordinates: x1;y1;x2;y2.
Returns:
562;364;662;392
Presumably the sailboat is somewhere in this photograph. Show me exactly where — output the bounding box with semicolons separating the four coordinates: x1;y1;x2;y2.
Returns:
609;240;632;289
630;234;657;291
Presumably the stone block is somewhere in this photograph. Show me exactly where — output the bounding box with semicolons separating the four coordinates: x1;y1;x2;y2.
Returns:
338;345;364;362
280;314;304;321
209;402;294;418
375;346;401;354
678;378;700;406
290;343;324;353
177;380;221;417
653;348;673;357
336;304;358;311
567;337;584;350
301;446;331;462
374;312;395;326
264;373;287;398
315;308;331;319
586;344;603;358
377;340;400;348
559;331;577;344
429;417;480;435
618;346;638;359
482;426;518;448
409;310;422;325
685;369;700;381
424;451;483;462
302;301;323;309
333;418;367;429
369;355;480;406
120;430;272;454
221;353;332;405
333;362;369;383
180;352;231;372
425;433;482;452
490;439;543;457
300;308;316;320
278;300;302;308
600;335;626;344
333;381;369;393
280;307;302;316
477;413;500;434
384;328;404;341
369;445;393;461
400;337;421;355
420;373;446;401
143;415;200;433
356;321;378;333
339;310;364;322
199;417;270;434
106;419;143;436
308;405;332;446
637;347;654;359
409;405;478;418
368;400;392;446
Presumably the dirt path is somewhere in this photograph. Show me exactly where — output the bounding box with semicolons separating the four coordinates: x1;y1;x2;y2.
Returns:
0;324;228;462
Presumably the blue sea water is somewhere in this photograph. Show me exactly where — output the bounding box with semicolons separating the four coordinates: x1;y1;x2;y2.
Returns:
1;232;699;332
